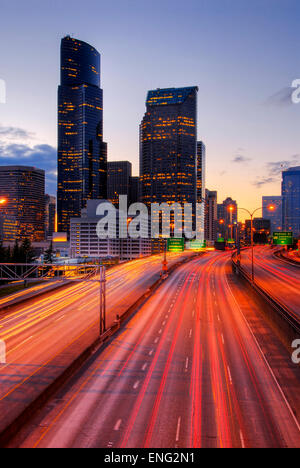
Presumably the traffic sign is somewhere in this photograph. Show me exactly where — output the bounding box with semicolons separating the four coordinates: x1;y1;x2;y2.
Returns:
273;232;293;246
167;238;185;252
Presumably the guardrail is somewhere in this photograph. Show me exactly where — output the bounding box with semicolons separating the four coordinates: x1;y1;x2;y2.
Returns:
232;253;300;337
274;250;300;268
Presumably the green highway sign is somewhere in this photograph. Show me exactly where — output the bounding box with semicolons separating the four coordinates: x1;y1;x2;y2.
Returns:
187;240;206;251
167;238;185;252
273;232;293;246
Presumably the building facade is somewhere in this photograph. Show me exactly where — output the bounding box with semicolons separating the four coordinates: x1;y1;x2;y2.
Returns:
57;36;107;235
282;167;300;237
217;197;238;241
45;194;56;239
262;196;282;234
205;190;218;242
0;166;45;242
140;87;198;207
107;161;132;206
70;200;151;261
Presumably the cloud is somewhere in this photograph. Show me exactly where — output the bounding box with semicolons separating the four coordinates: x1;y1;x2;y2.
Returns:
264;87;293;107
266;155;300;176
0;142;57;195
251;155;300;189
0;125;34;140
251;177;277;189
232;154;252;164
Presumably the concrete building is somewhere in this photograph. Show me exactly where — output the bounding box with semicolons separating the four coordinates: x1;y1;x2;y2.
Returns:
70;200;151;260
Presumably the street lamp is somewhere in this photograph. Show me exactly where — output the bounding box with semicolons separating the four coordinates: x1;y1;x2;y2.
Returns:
228;204;276;282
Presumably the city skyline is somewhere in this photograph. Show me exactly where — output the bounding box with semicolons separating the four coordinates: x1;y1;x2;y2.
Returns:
0;0;299;221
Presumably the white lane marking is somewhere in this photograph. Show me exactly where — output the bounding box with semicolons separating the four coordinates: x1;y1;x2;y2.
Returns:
133;380;140;389
185;357;189;372
158;329;162;334
225;272;300;434
149;349;154;356
227;366;233;384
221;334;225;345
217;314;221;322
19;335;33;346
142;363;148;371
165;315;169;319
176;417;181;442
154;337;159;344
55;314;65;322
189;329;192;339
114;419;122;431
192;310;195;318
240;430;245;448
162;321;166;326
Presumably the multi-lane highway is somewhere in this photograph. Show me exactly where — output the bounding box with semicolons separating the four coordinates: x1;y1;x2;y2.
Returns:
241;246;300;317
0;252;194;430
10;252;300;448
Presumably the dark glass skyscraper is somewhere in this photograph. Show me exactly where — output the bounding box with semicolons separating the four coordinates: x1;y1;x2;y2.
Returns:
282;166;300;237
107;161;132;206
57;36;107;234
140;87;198;208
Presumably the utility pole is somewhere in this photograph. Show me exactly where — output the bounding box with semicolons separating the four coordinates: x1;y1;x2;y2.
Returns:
99;264;106;335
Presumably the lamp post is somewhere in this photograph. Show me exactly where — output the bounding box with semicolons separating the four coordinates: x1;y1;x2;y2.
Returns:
227;204;276;283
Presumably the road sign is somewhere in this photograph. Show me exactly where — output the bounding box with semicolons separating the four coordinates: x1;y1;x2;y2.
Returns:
187;240;206;251
167;238;185;252
273;232;293;246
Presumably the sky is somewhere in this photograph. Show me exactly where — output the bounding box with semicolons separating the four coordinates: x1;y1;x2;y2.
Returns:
0;0;299;220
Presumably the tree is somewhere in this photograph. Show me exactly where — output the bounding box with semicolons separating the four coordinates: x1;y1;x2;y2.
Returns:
44;241;54;264
20;238;35;263
12;239;20;262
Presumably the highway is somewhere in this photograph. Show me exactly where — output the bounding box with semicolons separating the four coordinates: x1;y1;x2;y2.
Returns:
241;246;300;317
10;252;300;448
0;252;194;423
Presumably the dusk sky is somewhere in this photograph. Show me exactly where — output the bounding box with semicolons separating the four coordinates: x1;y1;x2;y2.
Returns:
0;0;299;219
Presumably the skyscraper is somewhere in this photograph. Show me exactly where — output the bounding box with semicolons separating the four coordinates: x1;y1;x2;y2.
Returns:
45;194;56;239
282;166;300;237
197;141;206;204
57;36;107;235
140;87;198;209
205;190;218;242
0;166;45;242
217;197;238;241
262;196;282;234
107;161;132;206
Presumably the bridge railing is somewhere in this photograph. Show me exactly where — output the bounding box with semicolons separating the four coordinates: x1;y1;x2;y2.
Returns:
0;263;102;282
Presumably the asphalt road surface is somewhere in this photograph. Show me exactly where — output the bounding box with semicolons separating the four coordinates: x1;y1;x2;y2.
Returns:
10;252;300;448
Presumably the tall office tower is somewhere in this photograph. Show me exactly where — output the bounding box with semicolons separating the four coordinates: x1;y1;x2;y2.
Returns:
205;190;217;242
0;166;45;242
107;161;132;206
140;87;198;213
217;197;238;241
197;142;206;203
282;166;300;237
129;176;140;205
262;196;282;234
45;195;56;239
57;36;107;235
